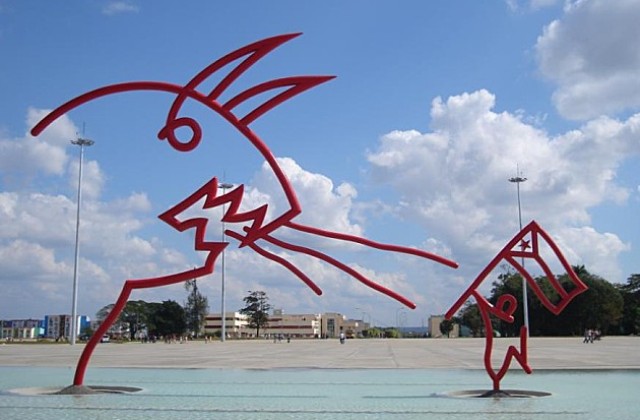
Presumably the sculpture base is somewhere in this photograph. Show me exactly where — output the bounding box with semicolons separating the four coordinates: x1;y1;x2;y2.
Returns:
54;385;142;395
447;389;551;398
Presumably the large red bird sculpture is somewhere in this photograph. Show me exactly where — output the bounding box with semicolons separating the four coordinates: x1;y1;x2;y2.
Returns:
31;33;458;387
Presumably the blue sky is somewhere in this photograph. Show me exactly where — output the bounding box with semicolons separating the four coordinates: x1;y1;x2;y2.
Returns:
1;0;638;327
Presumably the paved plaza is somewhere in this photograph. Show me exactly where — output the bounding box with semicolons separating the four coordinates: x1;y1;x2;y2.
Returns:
1;336;638;370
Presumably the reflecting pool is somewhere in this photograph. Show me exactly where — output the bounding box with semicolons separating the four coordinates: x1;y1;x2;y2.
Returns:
1;367;638;419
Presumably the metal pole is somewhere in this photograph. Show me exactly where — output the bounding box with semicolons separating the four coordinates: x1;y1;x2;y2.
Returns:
395;307;405;337
70;137;94;345
218;182;233;342
508;168;529;336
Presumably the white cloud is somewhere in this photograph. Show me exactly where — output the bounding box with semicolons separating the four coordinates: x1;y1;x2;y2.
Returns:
0;240;67;281
0;192;74;245
0;112;194;317
0;239;71;305
555;226;630;280
67;158;104;200
3;107;417;320
505;0;560;12
0;108;73;181
248;157;363;238
531;0;560;9
3;94;638;324
102;1;139;16
367;89;639;285
204;155;442;314
535;0;640;119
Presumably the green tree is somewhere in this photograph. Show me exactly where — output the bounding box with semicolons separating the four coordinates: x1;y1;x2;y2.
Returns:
96;303;114;323
148;300;187;338
459;301;483;337
80;325;94;340
96;300;151;340
184;279;209;338
383;327;401;338
121;300;151;340
95;303;127;337
362;327;383;338
573;267;619;335
489;272;525;337
144;302;163;337
439;319;454;337
240;291;271;338
616;274;640;335
528;266;622;336
455;266;623;337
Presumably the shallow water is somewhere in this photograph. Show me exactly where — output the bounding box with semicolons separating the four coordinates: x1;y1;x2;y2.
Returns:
0;367;638;419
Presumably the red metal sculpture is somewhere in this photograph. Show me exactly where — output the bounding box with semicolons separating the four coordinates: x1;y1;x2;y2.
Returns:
445;221;588;393
31;33;458;387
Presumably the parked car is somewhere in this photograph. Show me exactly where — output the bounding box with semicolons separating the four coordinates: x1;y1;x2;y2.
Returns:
100;335;110;343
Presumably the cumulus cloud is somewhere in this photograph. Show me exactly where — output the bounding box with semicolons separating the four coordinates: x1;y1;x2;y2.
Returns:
367;89;639;284
555;226;630;280
3;92;638;322
4;106;421;320
0;110;190;317
0;108;72;182
68;158;105;200
245;157;363;242
535;0;640;119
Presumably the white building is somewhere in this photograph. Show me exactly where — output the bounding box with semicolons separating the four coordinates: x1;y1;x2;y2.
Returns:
204;310;368;339
265;309;321;338
204;312;249;338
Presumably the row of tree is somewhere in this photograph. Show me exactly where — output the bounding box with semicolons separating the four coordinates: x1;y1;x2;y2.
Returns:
92;286;271;340
94;280;209;340
453;266;640;337
91;266;639;340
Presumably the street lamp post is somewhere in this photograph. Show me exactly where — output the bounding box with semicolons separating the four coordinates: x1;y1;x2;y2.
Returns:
355;307;370;335
70;137;94;345
218;182;233;342
508;169;529;336
395;307;406;337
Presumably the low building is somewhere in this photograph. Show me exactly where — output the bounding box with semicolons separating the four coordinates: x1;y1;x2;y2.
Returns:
1;319;45;340
428;314;459;338
44;315;90;340
204;310;367;339
0;320;10;339
265;309;321;338
204;312;249;338
342;318;369;338
321;312;370;338
45;314;70;339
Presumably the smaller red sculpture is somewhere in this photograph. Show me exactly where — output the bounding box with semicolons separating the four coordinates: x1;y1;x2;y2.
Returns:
445;221;588;393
